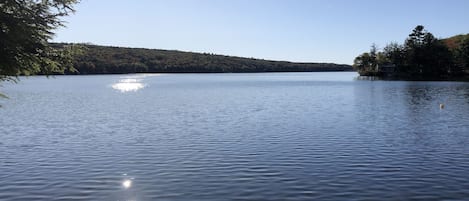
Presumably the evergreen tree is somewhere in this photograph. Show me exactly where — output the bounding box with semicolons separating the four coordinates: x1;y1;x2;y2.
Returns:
0;0;79;82
354;25;458;79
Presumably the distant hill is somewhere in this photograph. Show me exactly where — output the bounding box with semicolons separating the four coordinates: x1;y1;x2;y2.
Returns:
442;34;469;50
52;43;352;74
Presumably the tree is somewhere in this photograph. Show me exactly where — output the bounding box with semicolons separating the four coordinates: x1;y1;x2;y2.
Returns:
353;52;373;74
402;25;427;74
353;44;382;75
353;25;462;79
456;38;469;73
0;0;79;83
383;42;404;67
402;25;452;77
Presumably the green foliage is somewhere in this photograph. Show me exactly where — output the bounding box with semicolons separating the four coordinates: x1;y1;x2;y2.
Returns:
0;0;79;82
455;38;469;72
353;52;374;74
353;44;390;75
354;25;466;79
382;43;403;64
442;34;469;50
64;43;352;74
401;26;453;76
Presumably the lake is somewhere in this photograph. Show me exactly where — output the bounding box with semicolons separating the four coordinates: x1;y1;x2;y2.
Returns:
1;72;469;200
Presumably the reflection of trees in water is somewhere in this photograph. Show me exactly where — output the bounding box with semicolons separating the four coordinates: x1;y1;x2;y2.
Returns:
403;83;469;116
405;86;433;106
355;76;383;81
397;83;469;150
351;81;469;149
402;85;433;135
464;88;469;104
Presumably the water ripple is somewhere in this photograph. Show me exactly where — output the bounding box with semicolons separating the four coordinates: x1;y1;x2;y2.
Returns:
1;73;469;200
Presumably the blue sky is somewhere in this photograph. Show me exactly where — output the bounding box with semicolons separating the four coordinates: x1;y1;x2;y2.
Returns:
53;0;469;64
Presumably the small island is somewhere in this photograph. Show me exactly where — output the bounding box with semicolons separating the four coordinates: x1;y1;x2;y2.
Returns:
353;25;469;80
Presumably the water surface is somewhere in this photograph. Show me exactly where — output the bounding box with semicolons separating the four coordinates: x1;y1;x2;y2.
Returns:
1;72;469;200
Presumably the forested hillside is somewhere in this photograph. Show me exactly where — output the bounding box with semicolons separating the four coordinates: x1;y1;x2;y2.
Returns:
442;34;469;50
51;43;352;74
353;26;469;80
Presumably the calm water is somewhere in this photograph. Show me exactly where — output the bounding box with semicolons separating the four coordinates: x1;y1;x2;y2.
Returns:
1;72;469;201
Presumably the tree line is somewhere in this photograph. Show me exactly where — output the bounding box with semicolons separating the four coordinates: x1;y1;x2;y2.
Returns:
54;43;352;74
353;25;469;80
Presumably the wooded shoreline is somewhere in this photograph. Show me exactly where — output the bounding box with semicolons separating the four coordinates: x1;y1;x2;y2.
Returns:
51;43;353;75
353;26;469;81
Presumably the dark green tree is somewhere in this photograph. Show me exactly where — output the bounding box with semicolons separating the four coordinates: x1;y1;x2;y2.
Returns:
0;0;79;83
402;25;452;77
353;44;379;75
383;42;404;67
353;52;374;74
455;38;469;73
402;25;427;74
354;25;464;79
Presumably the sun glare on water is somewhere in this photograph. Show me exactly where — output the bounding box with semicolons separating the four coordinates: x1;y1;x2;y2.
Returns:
112;78;145;92
112;82;145;92
111;77;147;92
122;179;132;189
111;74;161;92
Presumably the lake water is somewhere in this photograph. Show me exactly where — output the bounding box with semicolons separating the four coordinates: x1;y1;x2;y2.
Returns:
1;72;469;201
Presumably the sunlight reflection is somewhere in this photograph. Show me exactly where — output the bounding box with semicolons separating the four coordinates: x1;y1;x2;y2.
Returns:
112;82;145;92
111;74;161;93
122;179;132;189
111;78;144;92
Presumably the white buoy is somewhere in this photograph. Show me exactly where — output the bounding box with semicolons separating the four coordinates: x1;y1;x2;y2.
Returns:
439;103;445;109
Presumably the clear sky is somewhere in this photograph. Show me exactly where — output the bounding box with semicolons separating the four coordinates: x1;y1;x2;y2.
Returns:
53;0;469;65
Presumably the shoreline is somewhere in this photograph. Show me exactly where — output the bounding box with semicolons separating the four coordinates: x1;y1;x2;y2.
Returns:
39;69;356;76
356;75;469;82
